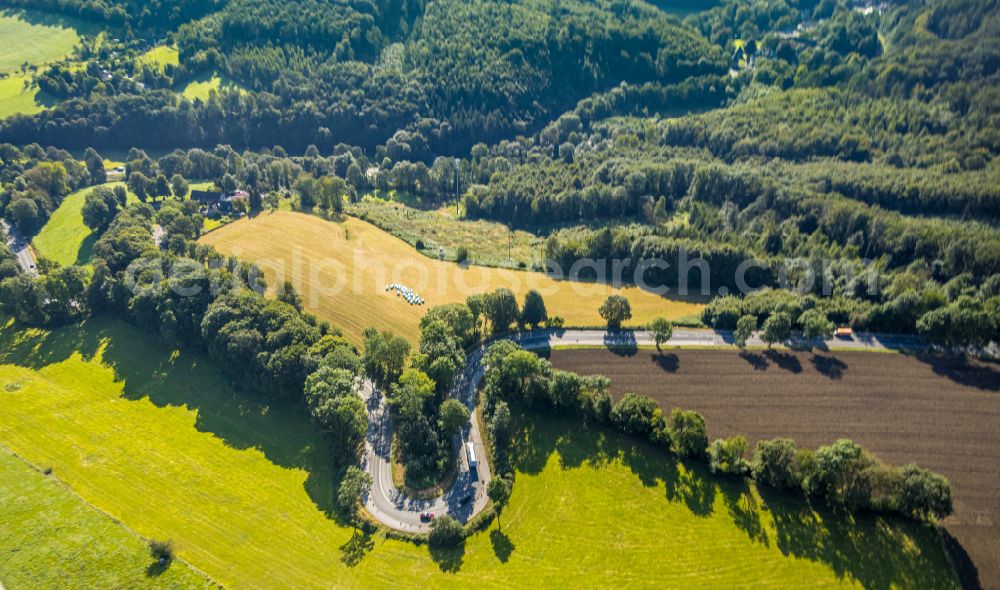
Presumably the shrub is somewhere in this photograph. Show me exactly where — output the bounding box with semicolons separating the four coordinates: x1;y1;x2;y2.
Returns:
812;439;873;504
794;448;822;496
610;393;659;436
752;438;799;489
668;409;708;458
581;381;612;424
456;246;469;264
428;515;465;546
899;464;953;519
149;539;174;562
708;435;750;475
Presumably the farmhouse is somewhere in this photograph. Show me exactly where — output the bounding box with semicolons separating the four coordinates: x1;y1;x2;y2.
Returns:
192;189;248;216
191;189;222;206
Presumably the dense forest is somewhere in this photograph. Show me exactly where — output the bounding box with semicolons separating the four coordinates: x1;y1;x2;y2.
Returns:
1;0;225;30
0;0;724;154
0;0;998;351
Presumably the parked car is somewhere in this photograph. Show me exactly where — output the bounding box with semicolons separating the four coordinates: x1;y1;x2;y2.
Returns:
419;512;435;522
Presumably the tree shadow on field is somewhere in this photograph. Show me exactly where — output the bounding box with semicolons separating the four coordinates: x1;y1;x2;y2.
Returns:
739;350;768;371
339;529;375;567
506;404;959;589
913;354;1000;392
0;314;340;516
651;352;679;373
940;528;982;590
429;541;465;573
758;486;960;590
490;528;515;562
75;231;98;266
0;315;104;370
145;558;171;577
811;354;847;380
764;350;802;373
722;478;768;546
509;407;720;515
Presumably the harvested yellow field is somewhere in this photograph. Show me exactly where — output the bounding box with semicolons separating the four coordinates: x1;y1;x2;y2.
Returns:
200;211;704;343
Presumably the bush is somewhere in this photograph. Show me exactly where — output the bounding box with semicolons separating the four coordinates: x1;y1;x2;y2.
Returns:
149;539;174;562
708;435;750;475
668;409;708;458
899;464;953;520
752;438;799;489
582;387;612;424
428;515;465;546
610;393;659;436
456;246;469;264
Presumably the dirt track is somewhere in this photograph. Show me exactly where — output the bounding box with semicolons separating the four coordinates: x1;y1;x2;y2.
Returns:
547;348;1000;590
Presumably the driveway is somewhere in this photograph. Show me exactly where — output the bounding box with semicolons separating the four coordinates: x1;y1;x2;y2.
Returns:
361;346;492;532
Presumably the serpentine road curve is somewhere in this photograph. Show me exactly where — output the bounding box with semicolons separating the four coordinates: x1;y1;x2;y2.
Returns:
361;328;935;532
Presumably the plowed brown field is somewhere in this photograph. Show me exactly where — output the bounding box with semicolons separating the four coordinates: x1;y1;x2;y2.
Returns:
547;348;1000;590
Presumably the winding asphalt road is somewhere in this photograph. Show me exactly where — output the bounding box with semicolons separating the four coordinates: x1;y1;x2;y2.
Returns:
360;327;940;532
1;219;37;276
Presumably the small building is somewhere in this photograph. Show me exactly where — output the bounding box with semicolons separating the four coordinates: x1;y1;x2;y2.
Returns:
191;189;223;206
835;327;854;338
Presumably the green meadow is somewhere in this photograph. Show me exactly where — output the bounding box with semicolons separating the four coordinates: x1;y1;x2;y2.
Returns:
138;46;179;72
0;447;213;588
180;72;245;101
32;182;134;267
0;315;956;588
0;73;56;119
0;9;100;118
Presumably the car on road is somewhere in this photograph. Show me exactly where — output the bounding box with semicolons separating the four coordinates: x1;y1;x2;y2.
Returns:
419;512;434;522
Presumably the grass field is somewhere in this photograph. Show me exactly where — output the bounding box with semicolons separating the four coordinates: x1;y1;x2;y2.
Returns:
180;72;244;101
0;9;98;74
0;446;213;589
0;9;99;118
0;315;955;588
200;211;705;343
32;182;133;267
0;73;56;118
548;347;999;588
348;197;545;268
138;45;179;72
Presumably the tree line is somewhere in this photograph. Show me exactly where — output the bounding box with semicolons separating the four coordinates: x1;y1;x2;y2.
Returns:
0;144;102;236
0;0;727;158
480;340;953;522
